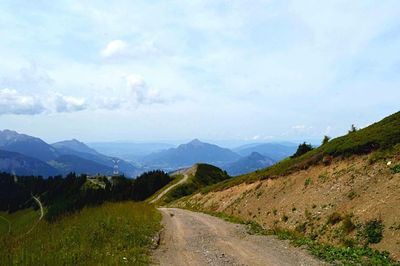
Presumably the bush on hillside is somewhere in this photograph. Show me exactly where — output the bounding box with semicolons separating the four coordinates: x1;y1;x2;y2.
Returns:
363;219;384;244
291;142;314;158
322;135;331;145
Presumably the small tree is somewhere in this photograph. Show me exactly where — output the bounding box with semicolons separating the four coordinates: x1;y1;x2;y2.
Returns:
291;142;313;158
322;135;331;145
348;124;357;133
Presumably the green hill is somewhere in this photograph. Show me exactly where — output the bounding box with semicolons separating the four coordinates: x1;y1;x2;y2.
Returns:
205;111;400;192
162;163;231;203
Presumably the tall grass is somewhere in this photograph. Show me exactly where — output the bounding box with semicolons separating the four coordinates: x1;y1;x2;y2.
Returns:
0;202;161;265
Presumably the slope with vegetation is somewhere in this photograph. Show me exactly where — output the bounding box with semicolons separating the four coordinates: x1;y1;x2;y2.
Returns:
0;202;161;265
0;170;171;221
173;111;400;264
205;111;400;191
154;163;231;204
0;168;174;265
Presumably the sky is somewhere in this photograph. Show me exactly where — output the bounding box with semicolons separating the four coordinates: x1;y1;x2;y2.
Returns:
0;0;399;144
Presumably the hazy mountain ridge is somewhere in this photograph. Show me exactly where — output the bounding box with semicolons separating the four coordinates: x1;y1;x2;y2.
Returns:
52;139;140;176
0;130;299;178
48;154;114;176
142;139;241;170
0;130;59;162
52;139;101;156
88;142;175;161
0;130;140;177
0;149;59;176
234;142;297;161
223;152;275;176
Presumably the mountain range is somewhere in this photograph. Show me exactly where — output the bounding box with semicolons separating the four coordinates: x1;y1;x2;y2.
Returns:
234;142;297;161
141;139;241;170
223;152;275;176
0;130;140;177
0;130;298;177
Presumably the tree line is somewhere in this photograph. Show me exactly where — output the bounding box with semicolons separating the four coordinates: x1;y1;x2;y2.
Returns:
0;170;172;221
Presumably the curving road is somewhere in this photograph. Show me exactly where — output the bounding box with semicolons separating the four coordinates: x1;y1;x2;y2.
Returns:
150;174;189;204
152;208;325;266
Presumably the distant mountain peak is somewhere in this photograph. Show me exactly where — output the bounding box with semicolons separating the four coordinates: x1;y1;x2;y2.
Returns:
143;139;241;169
188;139;203;145
248;151;265;159
52;139;99;156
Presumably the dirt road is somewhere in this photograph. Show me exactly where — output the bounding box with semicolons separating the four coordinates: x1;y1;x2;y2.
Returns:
150;174;189;204
152;208;324;266
150;165;198;204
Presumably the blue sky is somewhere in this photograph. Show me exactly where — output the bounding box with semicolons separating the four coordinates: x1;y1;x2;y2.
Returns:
0;0;399;144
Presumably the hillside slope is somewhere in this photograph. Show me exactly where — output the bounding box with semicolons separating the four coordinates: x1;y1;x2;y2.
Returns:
0;202;161;265
155;163;231;204
0;150;60;177
52;139;141;177
0;130;59;162
207;111;400;191
174;111;400;262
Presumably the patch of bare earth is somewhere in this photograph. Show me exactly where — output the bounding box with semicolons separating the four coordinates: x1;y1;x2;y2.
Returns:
152;208;324;266
176;153;400;261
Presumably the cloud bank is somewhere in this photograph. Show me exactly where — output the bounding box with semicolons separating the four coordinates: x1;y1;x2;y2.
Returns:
0;88;45;115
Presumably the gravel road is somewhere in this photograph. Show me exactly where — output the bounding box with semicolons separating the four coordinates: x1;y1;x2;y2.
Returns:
152;208;325;266
150;174;189;204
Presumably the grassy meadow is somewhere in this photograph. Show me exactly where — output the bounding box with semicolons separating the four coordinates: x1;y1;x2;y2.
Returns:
0;202;161;266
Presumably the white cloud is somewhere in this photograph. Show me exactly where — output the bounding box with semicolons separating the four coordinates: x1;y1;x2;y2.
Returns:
0;88;45;115
50;94;87;113
100;39;161;61
101;40;128;58
0;89;88;115
125;74;163;105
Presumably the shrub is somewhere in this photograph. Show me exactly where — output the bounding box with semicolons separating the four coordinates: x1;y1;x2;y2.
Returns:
304;177;312;187
342;215;356;234
322;135;331;145
295;222;307;234
327;212;342;225
348;124;357;133
347;191;358;200
391;164;400;174
363;219;384;244
322;155;333;166
291;142;314;158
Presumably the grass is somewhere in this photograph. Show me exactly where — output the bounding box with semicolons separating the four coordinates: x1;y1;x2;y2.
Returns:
0;209;41;237
203;111;400;192
0;202;161;265
146;174;184;203
182;205;400;266
163;164;231;203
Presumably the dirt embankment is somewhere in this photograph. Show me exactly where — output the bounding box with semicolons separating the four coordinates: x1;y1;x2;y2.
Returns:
175;154;400;260
152;208;324;266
